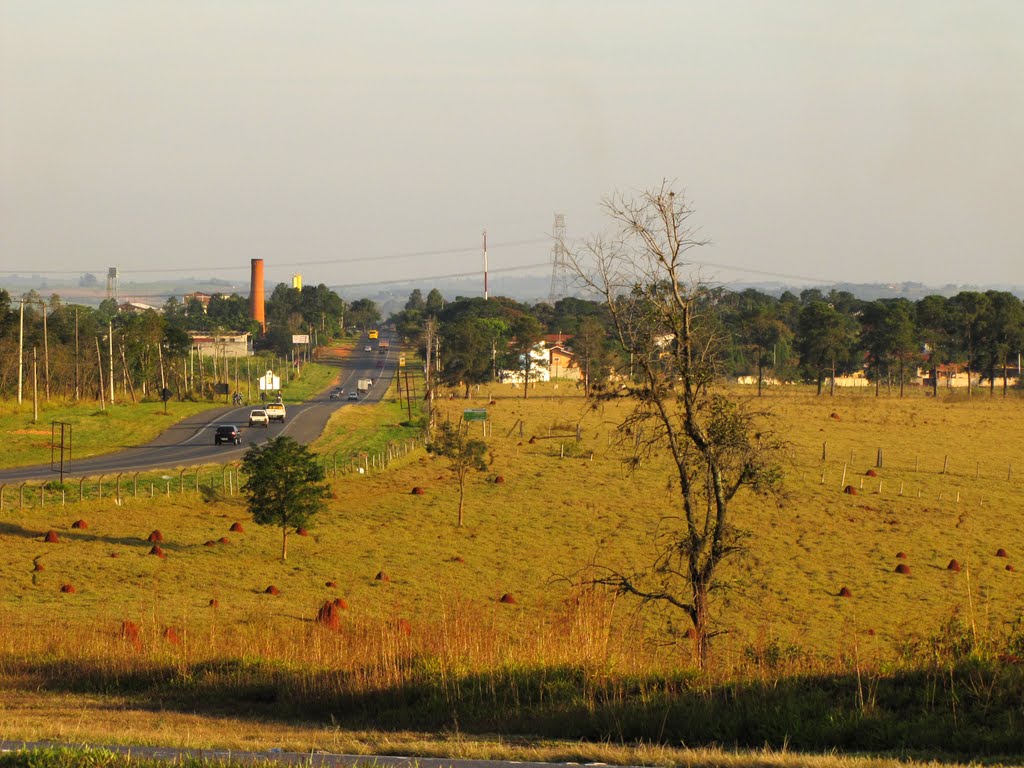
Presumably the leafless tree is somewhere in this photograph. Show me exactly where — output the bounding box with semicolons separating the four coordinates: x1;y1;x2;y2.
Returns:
568;181;782;666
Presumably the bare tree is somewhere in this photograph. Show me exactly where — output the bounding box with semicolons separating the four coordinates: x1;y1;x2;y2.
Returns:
568;181;781;666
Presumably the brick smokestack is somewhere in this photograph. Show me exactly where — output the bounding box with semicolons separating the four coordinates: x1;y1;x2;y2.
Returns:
250;258;265;331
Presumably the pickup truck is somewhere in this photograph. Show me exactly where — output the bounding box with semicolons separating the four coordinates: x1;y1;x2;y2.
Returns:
357;378;372;394
264;402;286;422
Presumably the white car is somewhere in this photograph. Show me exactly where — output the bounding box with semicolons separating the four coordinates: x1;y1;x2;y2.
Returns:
248;409;269;427
364;345;372;352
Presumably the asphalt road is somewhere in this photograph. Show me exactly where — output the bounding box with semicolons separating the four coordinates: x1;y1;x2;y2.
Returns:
0;337;399;484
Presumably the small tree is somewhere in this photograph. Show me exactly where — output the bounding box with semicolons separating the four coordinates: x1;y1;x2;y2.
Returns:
428;421;488;527
241;436;329;560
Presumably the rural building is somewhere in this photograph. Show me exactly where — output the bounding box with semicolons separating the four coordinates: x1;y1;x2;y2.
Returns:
549;345;581;381
500;343;551;384
189;332;253;358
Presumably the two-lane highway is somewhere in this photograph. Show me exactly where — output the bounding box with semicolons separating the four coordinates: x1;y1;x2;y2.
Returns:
0;336;399;484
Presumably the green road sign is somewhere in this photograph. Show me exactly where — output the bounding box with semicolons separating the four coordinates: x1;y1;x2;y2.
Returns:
463;409;487;421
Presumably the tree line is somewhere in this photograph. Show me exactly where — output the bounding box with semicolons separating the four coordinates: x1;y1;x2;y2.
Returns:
0;282;350;403
389;285;1024;398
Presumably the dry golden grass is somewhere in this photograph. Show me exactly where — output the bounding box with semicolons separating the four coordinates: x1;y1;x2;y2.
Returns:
2;380;1024;761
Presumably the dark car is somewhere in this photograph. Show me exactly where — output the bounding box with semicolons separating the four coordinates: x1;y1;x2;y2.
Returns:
214;425;241;445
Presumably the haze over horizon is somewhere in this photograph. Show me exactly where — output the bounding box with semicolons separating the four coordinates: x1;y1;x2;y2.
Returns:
2;2;1021;293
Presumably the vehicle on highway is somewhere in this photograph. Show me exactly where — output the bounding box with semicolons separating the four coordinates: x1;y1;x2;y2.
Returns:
265;402;286;422
347;392;358;400
214;425;241;445
248;409;269;427
364;345;372;352
329;391;343;400
357;378;372;394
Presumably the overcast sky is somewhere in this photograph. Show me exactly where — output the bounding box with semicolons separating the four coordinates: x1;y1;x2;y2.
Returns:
2;1;1022;293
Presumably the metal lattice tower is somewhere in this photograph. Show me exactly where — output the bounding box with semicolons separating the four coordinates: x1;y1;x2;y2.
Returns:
106;267;119;300
548;213;568;303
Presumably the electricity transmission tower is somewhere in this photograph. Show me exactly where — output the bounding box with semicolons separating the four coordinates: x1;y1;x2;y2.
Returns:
548;213;568;304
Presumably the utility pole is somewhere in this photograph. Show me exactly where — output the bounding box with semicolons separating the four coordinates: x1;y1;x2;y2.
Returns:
32;347;38;423
74;307;80;401
41;303;50;401
483;228;489;300
108;320;115;404
17;299;24;404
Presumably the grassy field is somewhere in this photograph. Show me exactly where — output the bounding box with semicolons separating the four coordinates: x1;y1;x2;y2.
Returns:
0;360;340;470
2;380;1024;760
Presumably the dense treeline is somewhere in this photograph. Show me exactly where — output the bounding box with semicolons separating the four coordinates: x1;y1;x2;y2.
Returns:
391;286;1024;397
0;283;349;402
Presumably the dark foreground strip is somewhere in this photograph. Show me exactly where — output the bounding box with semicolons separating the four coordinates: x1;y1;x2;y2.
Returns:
0;742;619;768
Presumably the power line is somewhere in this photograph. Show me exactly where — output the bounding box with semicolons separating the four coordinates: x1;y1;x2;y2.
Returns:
0;238;551;276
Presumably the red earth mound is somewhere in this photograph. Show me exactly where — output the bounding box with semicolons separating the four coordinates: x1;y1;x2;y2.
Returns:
229;522;244;533
865;469;877;477
264;585;280;595
395;618;412;636
844;486;858;495
411;487;426;495
896;551;908;559
499;593;517;604
375;571;390;582
71;519;88;529
830;412;841;421
1007;564;1016;572
218;537;230;545
494;476;505;484
997;548;1009;558
947;559;961;572
60;583;75;593
44;530;59;543
163;627;181;645
297;527;309;536
147;530;164;543
209;599;219;608
325;581;337;588
149;545;165;558
316;601;340;631
121;620;140;646
895;563;911;574
332;597;349;610
866;628;876;636
838;587;853;597
32;559;44;572
528;436;537;444
452;556;465;563
203;540;216;547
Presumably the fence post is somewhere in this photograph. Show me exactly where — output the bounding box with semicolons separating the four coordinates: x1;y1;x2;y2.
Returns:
19;483;26;511
116;473;123;506
822;441;827;461
133;473;139;497
79;476;85;501
40;483;45;508
195;470;200;493
0;483;5;512
942;455;949;475
179;468;186;494
840;463;847;489
97;475;104;499
876;448;883;468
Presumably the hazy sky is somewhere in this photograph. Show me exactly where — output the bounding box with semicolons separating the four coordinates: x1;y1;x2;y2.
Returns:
2;1;1022;293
